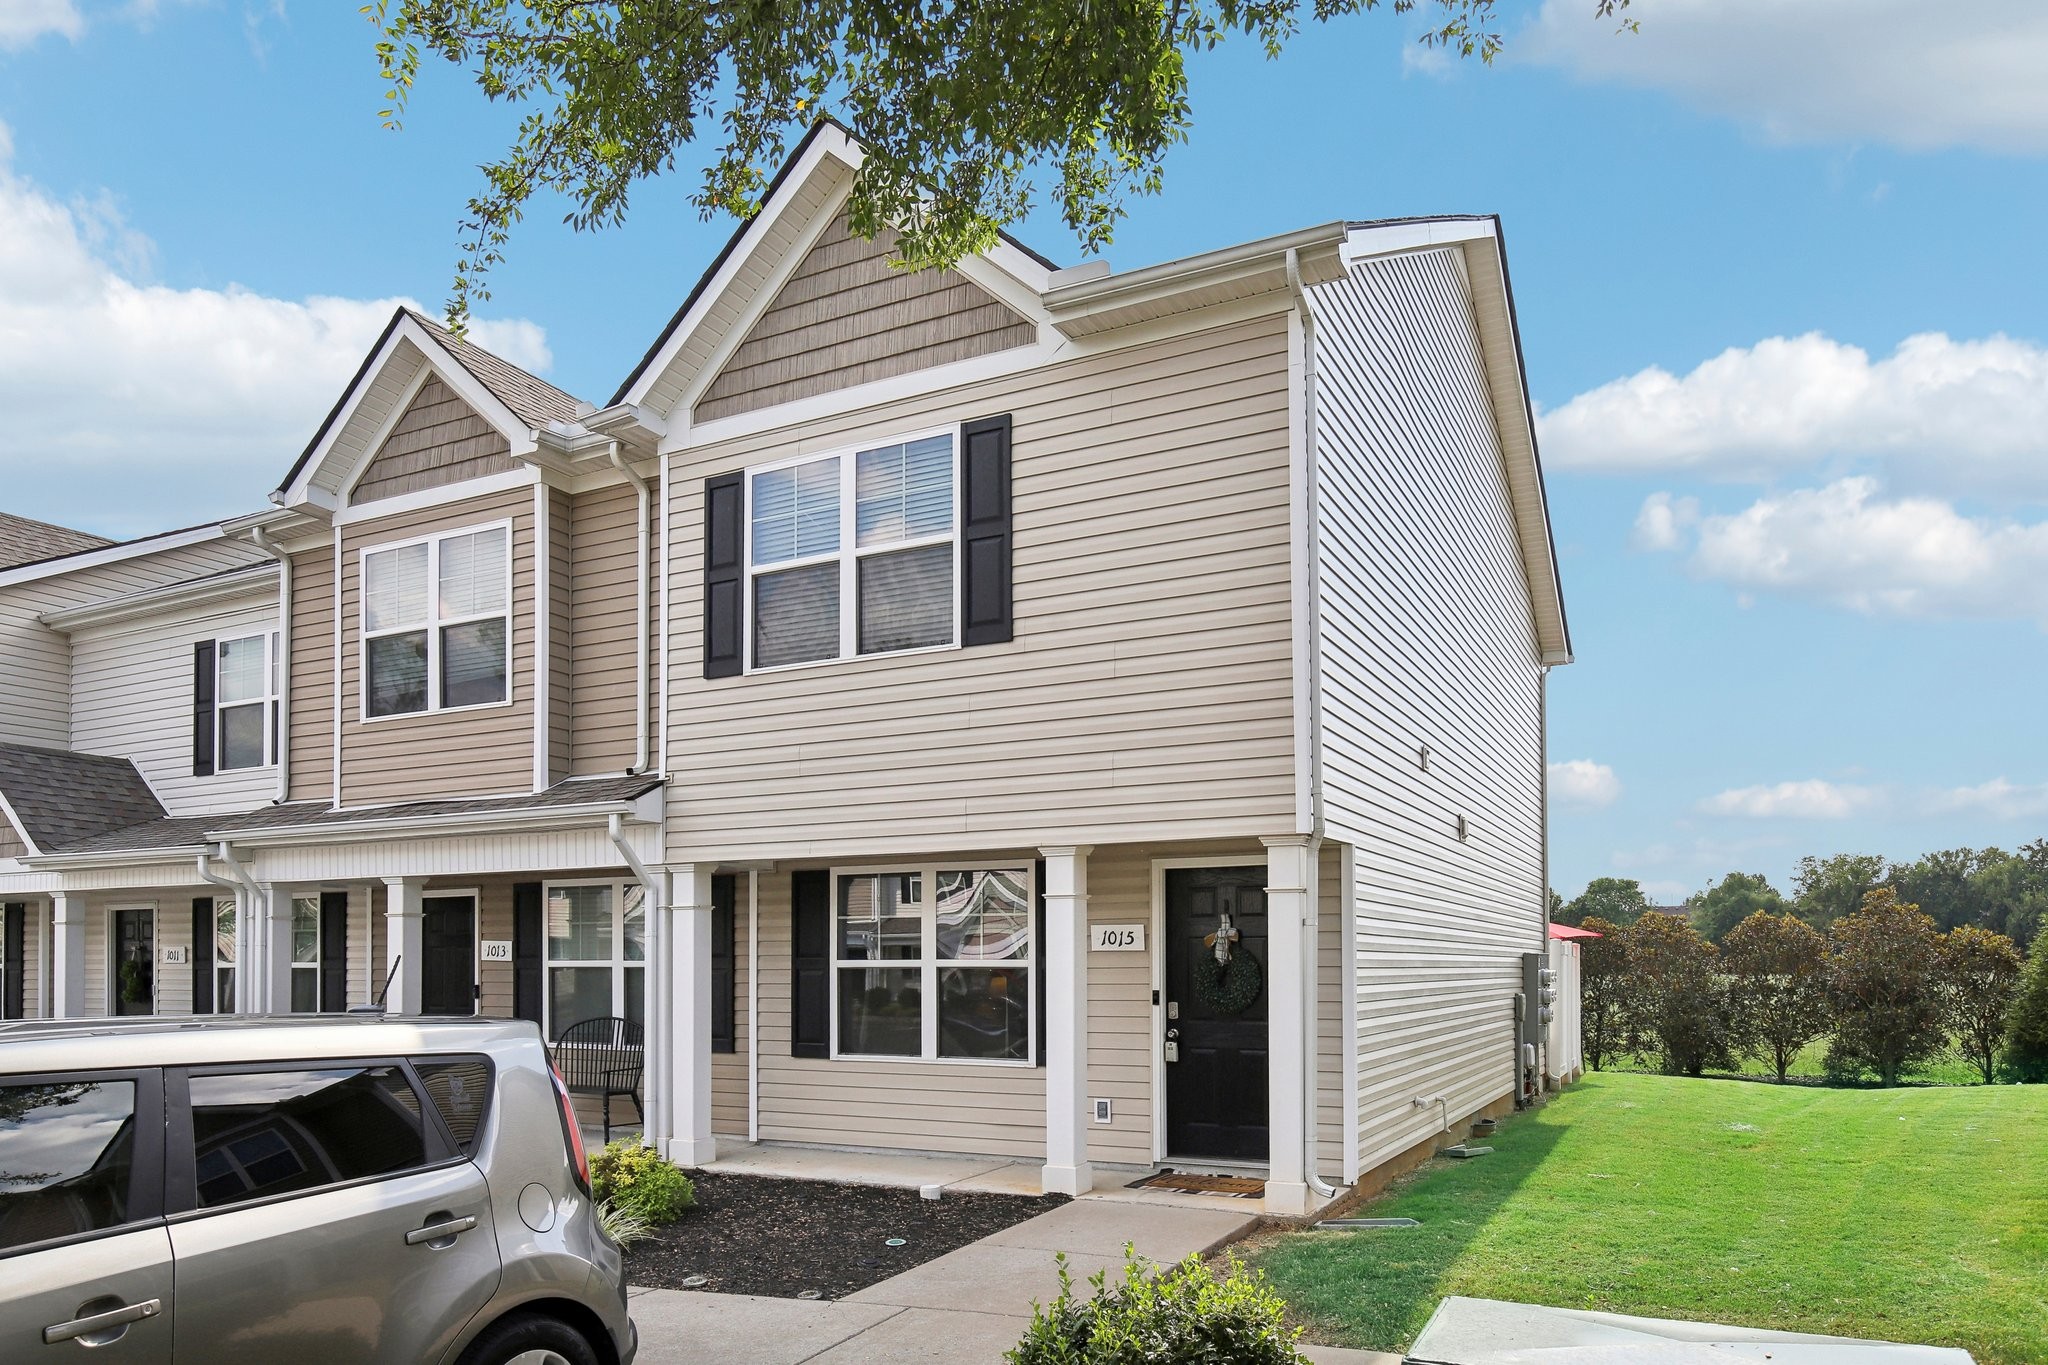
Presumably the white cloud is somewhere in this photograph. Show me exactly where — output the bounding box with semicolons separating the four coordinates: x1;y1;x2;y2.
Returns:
1928;779;2048;821
1540;332;2048;500
1549;759;1621;808
1520;0;2048;155
1700;779;1882;820
1631;491;1697;551
0;127;553;536
1656;478;2048;627
0;0;82;49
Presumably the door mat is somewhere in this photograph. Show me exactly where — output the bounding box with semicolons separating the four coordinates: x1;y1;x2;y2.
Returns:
1127;1170;1266;1198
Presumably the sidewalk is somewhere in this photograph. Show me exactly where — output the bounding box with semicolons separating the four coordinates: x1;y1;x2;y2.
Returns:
629;1197;1398;1365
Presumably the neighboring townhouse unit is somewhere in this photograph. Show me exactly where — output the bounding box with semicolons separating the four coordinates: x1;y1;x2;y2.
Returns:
0;121;1571;1217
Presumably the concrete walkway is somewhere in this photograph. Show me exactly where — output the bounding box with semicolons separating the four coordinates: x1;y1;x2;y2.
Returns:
630;1197;1397;1365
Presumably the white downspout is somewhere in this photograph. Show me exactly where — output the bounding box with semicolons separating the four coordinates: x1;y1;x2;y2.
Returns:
747;869;760;1143
248;527;291;803
609;813;666;1146
607;442;654;775
201;842;264;1012
1287;248;1341;1204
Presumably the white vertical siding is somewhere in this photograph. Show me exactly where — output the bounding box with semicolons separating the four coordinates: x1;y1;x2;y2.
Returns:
68;588;280;818
1310;248;1548;1175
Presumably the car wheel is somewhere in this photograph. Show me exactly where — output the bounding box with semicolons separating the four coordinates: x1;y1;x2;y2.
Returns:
455;1312;604;1365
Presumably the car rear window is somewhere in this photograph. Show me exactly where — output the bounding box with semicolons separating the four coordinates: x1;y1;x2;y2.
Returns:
0;1079;139;1251
413;1057;492;1155
188;1066;426;1208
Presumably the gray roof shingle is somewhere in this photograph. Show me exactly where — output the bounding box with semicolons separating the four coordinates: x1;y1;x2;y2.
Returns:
0;743;167;852
0;513;114;571
42;774;662;856
403;310;586;430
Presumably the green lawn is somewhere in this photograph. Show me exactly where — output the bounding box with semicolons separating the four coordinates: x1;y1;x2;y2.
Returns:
1253;1072;2048;1363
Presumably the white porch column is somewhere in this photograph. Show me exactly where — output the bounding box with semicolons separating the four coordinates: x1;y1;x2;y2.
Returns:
260;885;294;1014
51;892;87;1018
1262;835;1318;1216
661;864;716;1167
1039;845;1093;1196
383;877;423;1015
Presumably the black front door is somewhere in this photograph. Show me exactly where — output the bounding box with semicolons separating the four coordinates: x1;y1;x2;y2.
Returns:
1164;866;1270;1161
422;897;476;1016
112;908;155;1016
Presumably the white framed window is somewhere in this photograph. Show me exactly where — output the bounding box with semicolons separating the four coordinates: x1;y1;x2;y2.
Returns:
746;430;958;671
543;880;646;1043
360;520;512;719
832;864;1033;1064
215;632;278;771
209;899;237;1014
290;895;320;1013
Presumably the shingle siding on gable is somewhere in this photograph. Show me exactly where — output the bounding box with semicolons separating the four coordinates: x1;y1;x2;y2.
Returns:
349;375;518;505
693;210;1037;424
0;818;25;859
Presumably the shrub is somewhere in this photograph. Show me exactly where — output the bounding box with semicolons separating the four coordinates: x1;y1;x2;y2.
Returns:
1941;924;2025;1084
589;1140;694;1225
1622;912;1733;1077
1826;889;1948;1087
1577;916;1629;1072
595;1198;656;1248
1008;1250;1306;1365
2003;948;2048;1083
1722;911;1829;1083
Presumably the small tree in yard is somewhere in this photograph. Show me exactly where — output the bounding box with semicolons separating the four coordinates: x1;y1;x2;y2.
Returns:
1826;889;1948;1087
1622;912;1733;1077
2001;947;2048;1082
1940;925;2024;1084
1721;911;1829;1082
1577;916;1628;1071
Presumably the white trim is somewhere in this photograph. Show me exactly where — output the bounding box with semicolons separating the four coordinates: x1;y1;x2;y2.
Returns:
1343;215;1499;261
1148;854;1272;1165
332;467;539;528
285;891;321;1014
331;534;344;807
211;628;280;775
335;365;435;505
658;429;671;779
1339;842;1360;1185
746;868;759;1143
1285;259;1322;836
533;483;552;792
37;564;278;633
825;860;1036;1068
0;524;229;590
357;517;515;724
741;426;961;674
1042;221;1348;340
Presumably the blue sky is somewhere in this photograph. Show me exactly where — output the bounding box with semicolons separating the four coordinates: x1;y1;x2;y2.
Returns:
3;0;2045;902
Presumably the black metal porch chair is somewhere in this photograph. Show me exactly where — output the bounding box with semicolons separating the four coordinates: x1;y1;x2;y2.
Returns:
552;1016;645;1145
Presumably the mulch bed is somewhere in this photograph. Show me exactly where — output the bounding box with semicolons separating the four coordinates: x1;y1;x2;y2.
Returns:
625;1170;1068;1300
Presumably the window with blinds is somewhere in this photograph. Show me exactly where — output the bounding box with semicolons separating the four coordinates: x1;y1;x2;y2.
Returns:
361;522;511;718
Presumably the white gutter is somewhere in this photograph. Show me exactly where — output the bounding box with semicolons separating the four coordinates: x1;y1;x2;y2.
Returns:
37;564;278;632
608;813;667;1148
248;526;292;803
202;842;266;1013
606;441;655;775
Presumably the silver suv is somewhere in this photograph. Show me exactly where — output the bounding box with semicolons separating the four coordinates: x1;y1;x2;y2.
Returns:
0;1015;637;1365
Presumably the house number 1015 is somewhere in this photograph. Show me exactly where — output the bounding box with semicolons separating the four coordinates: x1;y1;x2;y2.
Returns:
1090;924;1145;952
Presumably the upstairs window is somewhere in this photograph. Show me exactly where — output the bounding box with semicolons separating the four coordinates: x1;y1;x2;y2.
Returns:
362;523;510;719
212;633;277;771
747;432;956;670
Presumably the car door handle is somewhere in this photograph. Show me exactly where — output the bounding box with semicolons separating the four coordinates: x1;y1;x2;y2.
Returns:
44;1298;162;1344
405;1215;479;1246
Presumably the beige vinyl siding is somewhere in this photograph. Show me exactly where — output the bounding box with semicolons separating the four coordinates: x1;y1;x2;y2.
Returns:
349;375;517;505
568;483;655;776
1309;249;1546;1175
288;546;336;802
665;313;1298;861
337;485;537;805
0;822;24;859
696;209;1036;423
752;854;1048;1159
547;487;572;785
0;537;264;751
69;590;278;818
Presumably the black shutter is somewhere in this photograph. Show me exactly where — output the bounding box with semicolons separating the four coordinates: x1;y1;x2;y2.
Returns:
191;898;215;1016
711;874;736;1054
703;472;745;678
192;641;216;776
960;414;1014;647
1034;859;1047;1068
790;870;831;1059
512;882;544;1027
319;891;349;1013
3;905;23;1020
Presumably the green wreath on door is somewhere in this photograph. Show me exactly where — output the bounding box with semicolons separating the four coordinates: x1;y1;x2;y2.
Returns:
1191;949;1263;1015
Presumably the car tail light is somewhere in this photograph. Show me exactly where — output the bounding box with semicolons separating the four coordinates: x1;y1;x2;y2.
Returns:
549;1059;592;1194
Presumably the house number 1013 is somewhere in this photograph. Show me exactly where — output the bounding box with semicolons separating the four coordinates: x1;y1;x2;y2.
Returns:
1090;924;1145;952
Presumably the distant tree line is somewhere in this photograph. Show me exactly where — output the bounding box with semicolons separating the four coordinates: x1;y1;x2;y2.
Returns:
1573;889;2048;1087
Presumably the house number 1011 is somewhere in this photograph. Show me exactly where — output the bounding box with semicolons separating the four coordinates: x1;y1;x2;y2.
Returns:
1090;924;1145;952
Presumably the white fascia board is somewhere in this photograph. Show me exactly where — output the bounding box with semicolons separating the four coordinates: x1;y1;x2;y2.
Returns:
20;846;205;871
330;467;539;528
1342;216;1498;261
215;799;656;850
617;125;862;412
0;523;228;590
1042;221;1349;338
38;563;279;633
